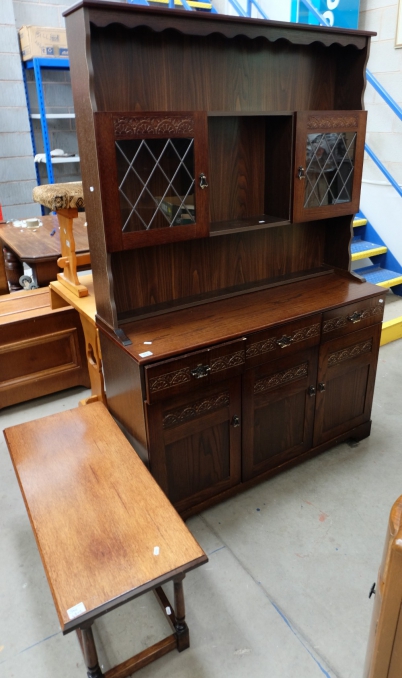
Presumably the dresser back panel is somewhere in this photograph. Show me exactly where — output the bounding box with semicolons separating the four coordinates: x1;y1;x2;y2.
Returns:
111;222;326;318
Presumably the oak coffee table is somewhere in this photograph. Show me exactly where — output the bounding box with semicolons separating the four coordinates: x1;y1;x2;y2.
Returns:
4;402;208;677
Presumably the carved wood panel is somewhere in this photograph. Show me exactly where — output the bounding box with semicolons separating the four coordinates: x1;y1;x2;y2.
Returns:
254;362;308;394
149;367;191;394
113;115;195;138
327;339;372;366
307;114;359;130
163;391;230;429
246;323;320;359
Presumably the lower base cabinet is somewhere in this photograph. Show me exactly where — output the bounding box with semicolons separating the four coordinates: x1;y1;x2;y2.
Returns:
144;322;382;513
146;377;242;515
100;285;384;517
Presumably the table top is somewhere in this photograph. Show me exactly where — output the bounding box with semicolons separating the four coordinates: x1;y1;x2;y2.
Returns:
4;402;207;633
0;213;89;263
50;273;96;324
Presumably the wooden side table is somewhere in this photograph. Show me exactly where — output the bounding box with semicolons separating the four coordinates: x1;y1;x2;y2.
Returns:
50;273;105;405
4;402;208;678
0;213;89;290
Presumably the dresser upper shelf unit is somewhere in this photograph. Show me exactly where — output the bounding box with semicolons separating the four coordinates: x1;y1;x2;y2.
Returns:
64;2;375;332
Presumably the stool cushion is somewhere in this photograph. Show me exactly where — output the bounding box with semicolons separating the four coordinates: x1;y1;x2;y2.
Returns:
33;182;85;211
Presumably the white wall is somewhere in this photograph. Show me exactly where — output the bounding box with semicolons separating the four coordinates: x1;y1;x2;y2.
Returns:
359;0;402;264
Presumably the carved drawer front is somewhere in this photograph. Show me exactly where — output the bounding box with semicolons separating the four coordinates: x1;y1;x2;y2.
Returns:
322;295;385;341
145;337;246;404
245;314;321;368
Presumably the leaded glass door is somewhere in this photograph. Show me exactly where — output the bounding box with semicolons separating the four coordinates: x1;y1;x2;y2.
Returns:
293;111;367;223
94;112;209;251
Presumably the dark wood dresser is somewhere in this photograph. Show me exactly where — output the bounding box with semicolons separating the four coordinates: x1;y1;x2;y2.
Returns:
64;1;382;516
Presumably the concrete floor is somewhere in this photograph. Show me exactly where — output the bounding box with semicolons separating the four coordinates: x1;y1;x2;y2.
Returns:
1;299;402;678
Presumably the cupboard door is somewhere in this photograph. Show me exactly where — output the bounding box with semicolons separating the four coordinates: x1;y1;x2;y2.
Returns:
293;110;367;223
146;377;241;514
94;111;209;251
242;347;318;482
313;323;381;446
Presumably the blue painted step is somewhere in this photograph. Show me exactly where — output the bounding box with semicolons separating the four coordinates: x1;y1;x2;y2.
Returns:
352;212;402;295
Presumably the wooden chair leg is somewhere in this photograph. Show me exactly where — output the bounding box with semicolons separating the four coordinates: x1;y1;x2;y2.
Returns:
77;626;104;678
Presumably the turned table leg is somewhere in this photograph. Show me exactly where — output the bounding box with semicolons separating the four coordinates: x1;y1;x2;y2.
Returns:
174;574;189;651
2;246;23;291
77;626;104;678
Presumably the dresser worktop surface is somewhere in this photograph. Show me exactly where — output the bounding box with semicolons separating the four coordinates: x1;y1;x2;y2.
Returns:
108;273;385;365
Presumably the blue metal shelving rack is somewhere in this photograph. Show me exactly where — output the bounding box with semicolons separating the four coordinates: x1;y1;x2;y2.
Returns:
23;57;80;190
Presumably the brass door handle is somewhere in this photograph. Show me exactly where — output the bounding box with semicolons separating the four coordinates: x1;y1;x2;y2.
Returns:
307;385;316;397
231;415;240;427
298;166;306;180
199;173;208;189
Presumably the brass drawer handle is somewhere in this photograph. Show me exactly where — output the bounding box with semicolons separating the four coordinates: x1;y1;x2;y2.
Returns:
190;364;211;379
276;335;293;349
347;311;363;324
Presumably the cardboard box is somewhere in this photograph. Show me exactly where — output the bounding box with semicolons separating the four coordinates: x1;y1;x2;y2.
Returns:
160;195;195;225
19;25;68;61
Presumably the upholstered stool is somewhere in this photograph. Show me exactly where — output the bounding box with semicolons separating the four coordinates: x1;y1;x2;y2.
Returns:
32;182;90;297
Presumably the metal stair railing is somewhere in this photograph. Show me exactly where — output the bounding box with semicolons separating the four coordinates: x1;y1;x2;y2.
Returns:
366;71;402;122
227;0;268;19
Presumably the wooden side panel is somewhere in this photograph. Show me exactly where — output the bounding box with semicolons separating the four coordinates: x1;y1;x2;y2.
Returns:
0;308;90;409
364;496;402;678
66;9;118;330
99;332;148;460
